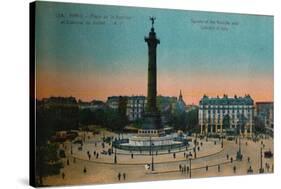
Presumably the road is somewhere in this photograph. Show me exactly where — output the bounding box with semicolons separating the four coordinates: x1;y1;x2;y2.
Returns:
43;131;274;186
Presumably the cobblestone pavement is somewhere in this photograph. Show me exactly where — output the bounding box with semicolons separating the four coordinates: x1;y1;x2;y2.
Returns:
43;131;274;186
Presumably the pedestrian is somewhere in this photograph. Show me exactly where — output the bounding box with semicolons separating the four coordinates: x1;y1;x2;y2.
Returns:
247;157;250;163
226;154;229;160
266;163;270;172
88;154;91;160
173;152;176;159
184;152;186;158
206;165;208;171
62;172;65;179
123;172;126;180
179;164;182;172
118;172;121;181
230;157;233;163
67;159;69;166
218;164;220;172
131;153;134;159
247;166;253;173
83;166;87;173
233;165;236;173
96;153;99;159
197;146;200;151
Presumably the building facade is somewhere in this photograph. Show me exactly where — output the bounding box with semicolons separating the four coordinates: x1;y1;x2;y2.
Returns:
126;96;146;121
78;100;106;110
256;102;274;129
199;94;254;137
106;96;127;110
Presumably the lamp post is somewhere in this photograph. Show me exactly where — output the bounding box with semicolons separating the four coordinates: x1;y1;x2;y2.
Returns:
194;133;197;158
114;139;117;164
236;134;243;160
236;120;243;161
221;135;224;148
259;147;264;173
185;155;188;177
189;156;192;178
186;152;192;178
150;136;154;171
236;135;243;161
151;143;154;171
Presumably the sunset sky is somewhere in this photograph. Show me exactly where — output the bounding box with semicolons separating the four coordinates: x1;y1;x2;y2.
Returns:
35;2;274;104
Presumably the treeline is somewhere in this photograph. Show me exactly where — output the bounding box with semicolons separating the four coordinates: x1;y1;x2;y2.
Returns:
36;104;128;145
79;108;128;131
35;102;128;186
35;103;79;186
168;109;199;132
36;104;79;146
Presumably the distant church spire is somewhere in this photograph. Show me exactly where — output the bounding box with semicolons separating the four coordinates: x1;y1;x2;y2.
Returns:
179;90;183;101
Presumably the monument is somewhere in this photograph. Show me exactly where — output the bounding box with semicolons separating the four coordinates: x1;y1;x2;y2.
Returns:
113;17;188;153
138;17;163;136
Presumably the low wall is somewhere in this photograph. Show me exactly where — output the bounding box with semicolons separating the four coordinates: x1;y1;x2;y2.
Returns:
112;138;189;152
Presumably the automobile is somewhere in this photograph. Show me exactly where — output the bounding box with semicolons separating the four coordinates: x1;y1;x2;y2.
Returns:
264;151;273;158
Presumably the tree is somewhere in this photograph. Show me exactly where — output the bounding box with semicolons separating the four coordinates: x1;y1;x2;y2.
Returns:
186;109;199;131
223;114;230;129
35;100;78;185
36;143;63;186
254;116;266;134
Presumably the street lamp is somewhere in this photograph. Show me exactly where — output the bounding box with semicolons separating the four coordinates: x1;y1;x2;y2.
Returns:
236;133;243;160
189;156;192;178
259;147;264;173
151;143;154;171
114;139;117;164
194;133;197;158
236;119;243;161
186;152;192;178
150;136;154;171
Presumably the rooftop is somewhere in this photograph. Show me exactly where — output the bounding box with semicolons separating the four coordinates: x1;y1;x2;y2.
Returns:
199;94;254;105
